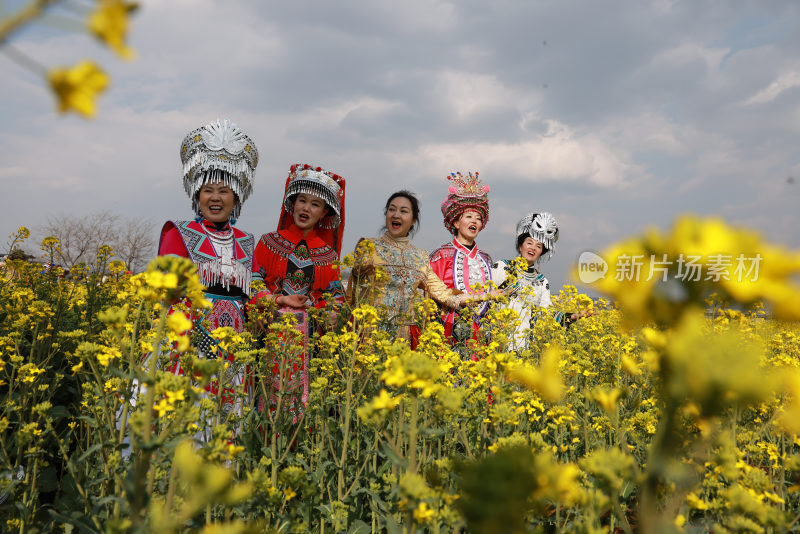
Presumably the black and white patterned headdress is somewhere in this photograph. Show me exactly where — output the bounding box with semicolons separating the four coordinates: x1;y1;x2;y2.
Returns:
516;212;559;261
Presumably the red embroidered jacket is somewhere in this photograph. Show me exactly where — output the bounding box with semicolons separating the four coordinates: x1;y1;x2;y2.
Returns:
253;222;343;309
429;238;493;340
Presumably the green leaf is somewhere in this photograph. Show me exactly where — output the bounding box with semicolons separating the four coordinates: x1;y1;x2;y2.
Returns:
46;509;100;534
347;519;371;534
76;443;103;464
383;514;402;534
379;441;407;471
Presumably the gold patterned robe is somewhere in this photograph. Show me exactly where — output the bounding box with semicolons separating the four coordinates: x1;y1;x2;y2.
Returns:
346;233;462;340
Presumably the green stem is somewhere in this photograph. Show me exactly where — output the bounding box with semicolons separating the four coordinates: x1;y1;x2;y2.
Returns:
131;305;168;526
0;0;60;44
337;356;354;500
408;396;418;474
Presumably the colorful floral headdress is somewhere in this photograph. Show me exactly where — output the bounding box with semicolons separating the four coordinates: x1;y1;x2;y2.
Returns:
440;171;490;235
180;119;258;220
516;212;559;261
277;163;347;254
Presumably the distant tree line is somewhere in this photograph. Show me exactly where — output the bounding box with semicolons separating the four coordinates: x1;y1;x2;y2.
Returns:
35;211;155;273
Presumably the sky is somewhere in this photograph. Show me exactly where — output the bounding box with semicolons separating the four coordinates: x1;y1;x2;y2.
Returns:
2;0;800;293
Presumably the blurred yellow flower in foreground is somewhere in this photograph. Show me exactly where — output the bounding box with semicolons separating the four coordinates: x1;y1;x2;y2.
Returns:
593;387;621;414
776;370;800;435
664;309;774;418
580;215;800;326
507;345;564;403
413;502;436;523
88;0;139;59
371;389;401;411
146;271;179;290
166;311;192;334
48;61;109;118
667;217;800;318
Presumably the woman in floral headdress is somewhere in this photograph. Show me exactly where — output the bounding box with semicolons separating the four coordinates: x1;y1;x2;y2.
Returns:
157;119;262;417
429;172;498;344
253;164;346;414
346;190;473;347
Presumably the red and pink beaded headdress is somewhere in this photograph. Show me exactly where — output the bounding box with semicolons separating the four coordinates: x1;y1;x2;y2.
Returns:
440;171;490;235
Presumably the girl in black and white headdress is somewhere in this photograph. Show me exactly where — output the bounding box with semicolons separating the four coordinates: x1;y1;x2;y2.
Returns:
491;212;587;350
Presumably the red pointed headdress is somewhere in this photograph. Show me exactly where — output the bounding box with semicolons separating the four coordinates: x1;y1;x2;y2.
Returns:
276;163;346;255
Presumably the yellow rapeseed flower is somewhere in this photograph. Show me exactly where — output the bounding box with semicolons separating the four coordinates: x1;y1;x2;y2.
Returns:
776;370;800;435
585;215;800;325
48;61;109;118
593;387;621;414
87;0;138;59
227;444;245;458
18;363;45;383
154;398;172;417
686;491;710;510
96;346;121;367
621;354;641;376
412;502;436;523
146;271;179;290
507;345;564;402
165;389;185;403
166;311;192;334
371;389;401;411
351;304;380;326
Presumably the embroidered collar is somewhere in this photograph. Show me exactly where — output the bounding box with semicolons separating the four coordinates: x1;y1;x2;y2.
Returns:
281;221;327;249
380;232;410;247
260;222;338;265
451;238;478;258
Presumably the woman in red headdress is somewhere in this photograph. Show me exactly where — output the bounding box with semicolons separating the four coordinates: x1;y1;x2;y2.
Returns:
429;172;499;346
252;164;346;416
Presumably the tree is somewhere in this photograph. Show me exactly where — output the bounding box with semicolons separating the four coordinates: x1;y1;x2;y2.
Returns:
114;218;156;273
40;211;155;272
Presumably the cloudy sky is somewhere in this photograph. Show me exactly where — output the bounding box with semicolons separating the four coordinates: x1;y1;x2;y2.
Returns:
2;0;799;291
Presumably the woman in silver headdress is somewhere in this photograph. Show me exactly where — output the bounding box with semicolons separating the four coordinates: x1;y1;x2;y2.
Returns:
157;119;262;416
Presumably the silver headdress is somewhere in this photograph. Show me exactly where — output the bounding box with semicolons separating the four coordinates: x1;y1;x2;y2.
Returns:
180;119;258;219
516;212;559;261
283;163;344;229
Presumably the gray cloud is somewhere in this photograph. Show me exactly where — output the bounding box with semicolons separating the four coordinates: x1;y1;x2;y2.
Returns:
2;0;799;294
